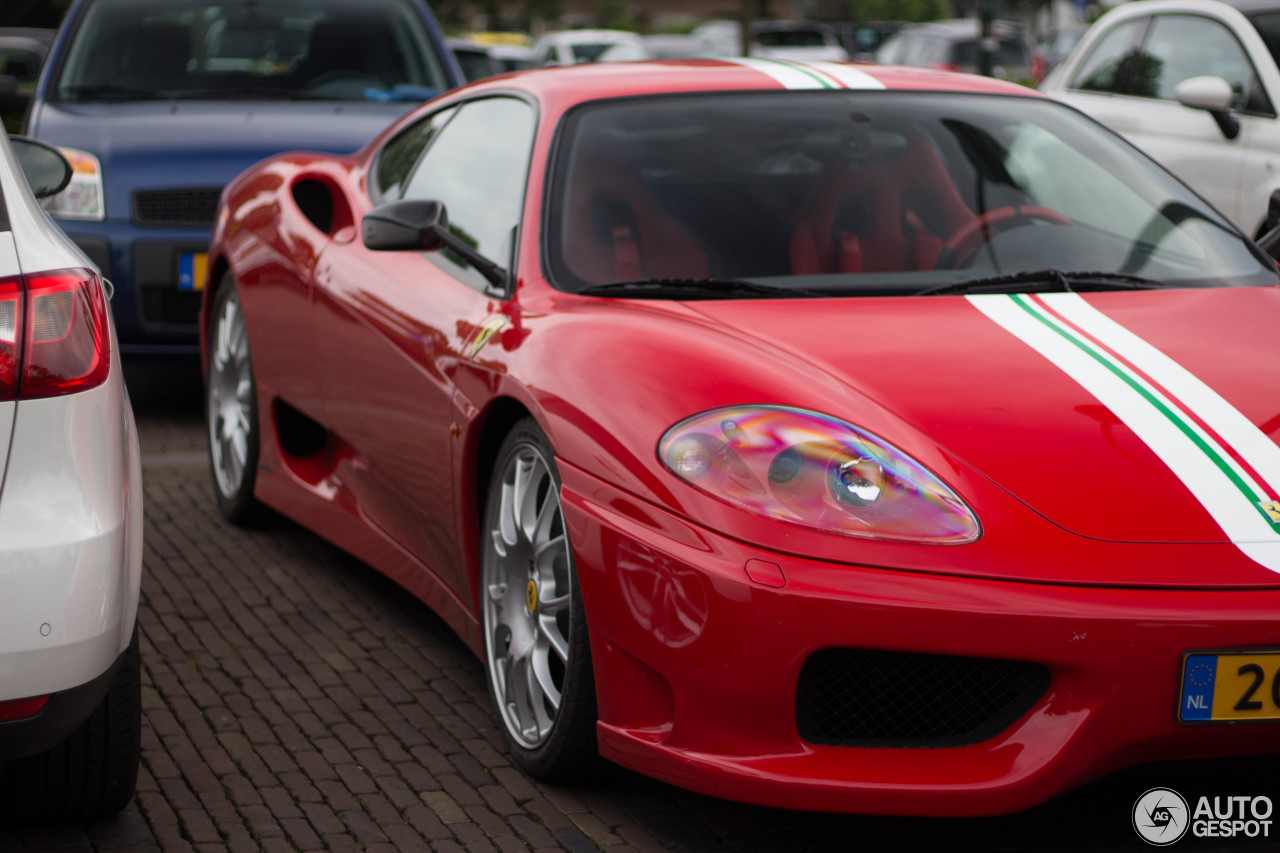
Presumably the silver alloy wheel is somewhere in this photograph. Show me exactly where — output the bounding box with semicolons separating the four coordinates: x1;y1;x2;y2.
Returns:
208;290;254;499
483;442;574;750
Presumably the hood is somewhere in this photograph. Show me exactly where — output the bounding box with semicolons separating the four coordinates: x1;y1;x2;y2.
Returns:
689;286;1280;553
30;100;409;216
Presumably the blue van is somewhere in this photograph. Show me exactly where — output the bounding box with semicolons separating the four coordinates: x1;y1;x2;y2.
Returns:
26;0;464;356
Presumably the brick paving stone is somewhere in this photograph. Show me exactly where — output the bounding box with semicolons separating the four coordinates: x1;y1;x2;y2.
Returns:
421;790;470;826
384;822;434;853
403;804;453;841
568;814;624;849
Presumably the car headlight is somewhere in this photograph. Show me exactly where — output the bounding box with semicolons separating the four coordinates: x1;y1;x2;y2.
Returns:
41;147;104;221
659;405;980;544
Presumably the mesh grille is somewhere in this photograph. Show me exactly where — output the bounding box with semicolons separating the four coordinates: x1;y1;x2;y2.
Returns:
139;285;201;327
795;648;1050;748
132;188;222;225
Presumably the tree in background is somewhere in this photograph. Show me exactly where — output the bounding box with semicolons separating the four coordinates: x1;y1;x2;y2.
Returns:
851;0;951;22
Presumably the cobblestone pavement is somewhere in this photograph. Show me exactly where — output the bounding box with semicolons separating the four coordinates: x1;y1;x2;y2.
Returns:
3;362;1280;853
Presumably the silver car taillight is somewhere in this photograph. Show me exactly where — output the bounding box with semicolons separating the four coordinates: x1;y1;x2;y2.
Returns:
0;267;109;400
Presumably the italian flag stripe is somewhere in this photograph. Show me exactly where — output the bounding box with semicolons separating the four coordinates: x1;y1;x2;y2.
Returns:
724;58;885;91
968;292;1280;571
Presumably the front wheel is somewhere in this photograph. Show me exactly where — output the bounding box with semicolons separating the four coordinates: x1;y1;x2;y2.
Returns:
207;273;264;525
481;418;600;780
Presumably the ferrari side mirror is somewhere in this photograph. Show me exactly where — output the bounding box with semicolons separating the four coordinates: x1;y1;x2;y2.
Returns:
362;199;448;251
363;199;509;290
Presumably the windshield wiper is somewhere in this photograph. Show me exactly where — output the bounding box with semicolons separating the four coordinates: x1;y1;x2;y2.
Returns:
578;278;812;299
59;84;165;101
915;269;1164;297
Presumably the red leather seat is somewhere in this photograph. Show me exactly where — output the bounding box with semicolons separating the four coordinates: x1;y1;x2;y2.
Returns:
789;132;974;275
561;145;710;286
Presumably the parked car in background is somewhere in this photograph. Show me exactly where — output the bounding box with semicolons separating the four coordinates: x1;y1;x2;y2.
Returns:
597;34;734;61
24;0;464;357
0;131;142;821
1039;0;1280;237
531;29;641;65
875;19;1043;82
1035;24;1087;75
450;38;500;81
838;20;906;61
487;43;538;73
204;57;1280;816
0;29;53;131
751;21;847;61
693;19;847;60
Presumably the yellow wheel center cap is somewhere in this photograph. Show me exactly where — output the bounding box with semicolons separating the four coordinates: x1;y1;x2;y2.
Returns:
526;580;538;613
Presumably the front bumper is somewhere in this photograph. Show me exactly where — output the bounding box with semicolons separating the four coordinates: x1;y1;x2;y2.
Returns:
560;461;1280;817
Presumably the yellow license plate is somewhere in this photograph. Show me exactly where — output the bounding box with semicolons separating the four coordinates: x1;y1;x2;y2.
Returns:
1181;651;1280;722
178;252;207;292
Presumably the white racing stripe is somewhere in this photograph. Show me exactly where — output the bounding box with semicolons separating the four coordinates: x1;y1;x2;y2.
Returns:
1041;292;1280;495
722;57;885;90
723;56;834;89
969;293;1280;573
797;60;886;90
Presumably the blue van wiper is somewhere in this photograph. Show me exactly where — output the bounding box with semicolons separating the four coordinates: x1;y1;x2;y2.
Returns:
60;84;165;101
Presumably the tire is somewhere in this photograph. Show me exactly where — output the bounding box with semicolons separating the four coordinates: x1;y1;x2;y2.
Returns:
206;273;264;525
481;418;600;780
1;626;141;821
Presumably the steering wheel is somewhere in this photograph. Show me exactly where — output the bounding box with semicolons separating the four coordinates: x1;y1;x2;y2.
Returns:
934;205;1074;269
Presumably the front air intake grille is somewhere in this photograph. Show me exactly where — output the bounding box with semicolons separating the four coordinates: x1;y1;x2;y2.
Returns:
795;648;1050;748
132;188;222;226
139;285;201;327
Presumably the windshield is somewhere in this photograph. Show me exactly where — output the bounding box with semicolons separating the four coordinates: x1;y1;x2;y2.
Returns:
545;91;1278;296
52;0;451;102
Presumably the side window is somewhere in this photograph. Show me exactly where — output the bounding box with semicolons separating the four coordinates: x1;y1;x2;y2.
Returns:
1070;20;1145;93
401;97;536;292
373;106;458;201
1139;15;1256;108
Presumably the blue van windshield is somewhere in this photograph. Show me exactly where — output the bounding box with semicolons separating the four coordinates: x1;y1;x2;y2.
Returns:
53;0;452;102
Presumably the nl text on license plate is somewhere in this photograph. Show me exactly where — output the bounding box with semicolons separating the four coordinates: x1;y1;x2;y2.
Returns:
178;252;207;291
1181;650;1280;722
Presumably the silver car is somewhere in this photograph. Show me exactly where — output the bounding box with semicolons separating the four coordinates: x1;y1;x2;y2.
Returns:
0;131;142;820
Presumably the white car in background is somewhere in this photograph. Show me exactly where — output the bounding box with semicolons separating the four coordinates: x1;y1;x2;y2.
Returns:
693;19;848;61
531;29;642;65
1040;0;1280;237
0;131;142;820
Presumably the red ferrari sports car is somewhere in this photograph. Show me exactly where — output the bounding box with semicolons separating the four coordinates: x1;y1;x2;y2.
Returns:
201;58;1280;816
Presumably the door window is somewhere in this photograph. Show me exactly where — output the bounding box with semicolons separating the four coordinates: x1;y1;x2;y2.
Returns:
373;106;458;201
1074;14;1261;110
1070;20;1145;93
401;97;536;292
1138;15;1255;108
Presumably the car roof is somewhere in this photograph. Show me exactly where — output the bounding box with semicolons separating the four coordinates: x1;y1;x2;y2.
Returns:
535;29;640;45
456;57;1037;106
1219;0;1280;13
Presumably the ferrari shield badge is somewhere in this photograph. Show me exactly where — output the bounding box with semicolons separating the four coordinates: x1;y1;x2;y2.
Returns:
469;316;508;358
